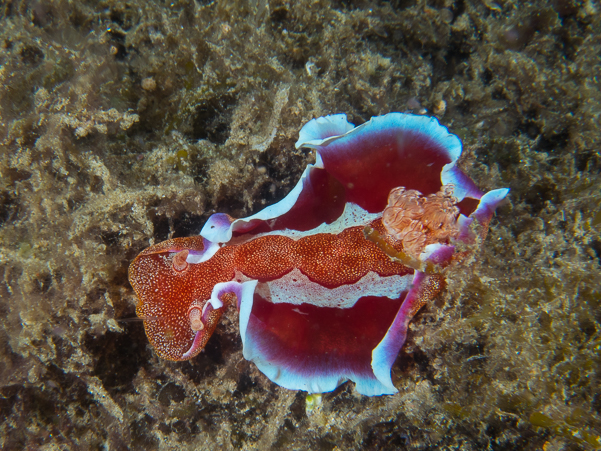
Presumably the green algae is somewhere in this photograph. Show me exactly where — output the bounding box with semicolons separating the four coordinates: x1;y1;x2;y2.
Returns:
530;410;601;448
1;0;600;449
530;411;557;428
592;210;601;227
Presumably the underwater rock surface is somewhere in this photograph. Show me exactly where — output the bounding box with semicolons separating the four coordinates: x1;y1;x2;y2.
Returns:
0;0;600;449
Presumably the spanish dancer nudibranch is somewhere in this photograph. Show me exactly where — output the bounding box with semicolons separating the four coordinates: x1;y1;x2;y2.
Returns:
129;113;508;396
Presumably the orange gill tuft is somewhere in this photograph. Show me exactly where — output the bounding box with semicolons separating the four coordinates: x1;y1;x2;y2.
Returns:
382;184;460;258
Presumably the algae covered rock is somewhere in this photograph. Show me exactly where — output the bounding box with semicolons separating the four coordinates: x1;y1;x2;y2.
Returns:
1;0;600;449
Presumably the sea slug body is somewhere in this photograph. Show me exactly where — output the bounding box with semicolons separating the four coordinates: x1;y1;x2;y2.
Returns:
129;113;508;396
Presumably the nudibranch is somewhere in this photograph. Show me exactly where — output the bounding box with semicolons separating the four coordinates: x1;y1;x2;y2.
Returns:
129;113;508;396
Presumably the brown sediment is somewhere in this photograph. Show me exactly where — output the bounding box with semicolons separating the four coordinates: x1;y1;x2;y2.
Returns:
0;1;600;449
